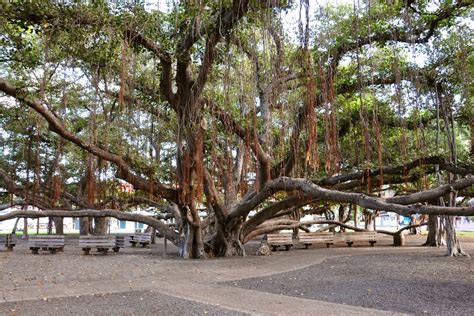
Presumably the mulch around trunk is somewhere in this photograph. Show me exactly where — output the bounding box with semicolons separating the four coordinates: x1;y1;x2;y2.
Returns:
226;251;474;315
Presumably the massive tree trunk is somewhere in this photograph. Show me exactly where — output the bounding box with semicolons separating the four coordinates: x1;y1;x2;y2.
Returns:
179;205;205;258
205;219;246;257
437;85;468;257
53;217;64;235
23;218;28;237
444;215;467;257
80;218;91;235
424;215;441;246
338;204;351;232
176;127;206;258
363;210;374;230
93;217;108;235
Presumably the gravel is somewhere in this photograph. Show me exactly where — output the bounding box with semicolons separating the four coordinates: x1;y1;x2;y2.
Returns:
226;251;474;315
2;236;473;315
0;290;249;316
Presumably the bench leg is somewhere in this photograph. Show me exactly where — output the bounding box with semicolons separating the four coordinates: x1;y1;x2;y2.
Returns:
31;248;39;255
370;241;376;247
272;245;277;252
326;243;331;248
285;245;291;251
305;244;310;249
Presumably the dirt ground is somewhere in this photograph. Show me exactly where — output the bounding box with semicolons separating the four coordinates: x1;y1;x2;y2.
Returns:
0;234;472;315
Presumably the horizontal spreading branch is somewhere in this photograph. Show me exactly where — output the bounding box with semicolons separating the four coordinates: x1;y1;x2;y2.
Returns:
231;176;474;222
0;167;54;209
319;156;472;187
0;209;179;245
329;1;473;71
242;195;313;237
0;79;178;202
377;222;429;237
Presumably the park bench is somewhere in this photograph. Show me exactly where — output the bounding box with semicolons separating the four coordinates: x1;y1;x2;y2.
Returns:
129;233;152;247
79;235;124;255
344;231;377;247
29;235;65;254
0;234;17;251
267;233;293;251
299;232;334;249
115;235;125;250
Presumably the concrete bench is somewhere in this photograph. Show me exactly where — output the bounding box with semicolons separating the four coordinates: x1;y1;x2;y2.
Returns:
0;234;17;251
344;231;377;247
115;235;125;250
267;233;293;251
79;236;123;255
28;235;65;254
334;232;345;243
299;232;334;249
129;233;152;247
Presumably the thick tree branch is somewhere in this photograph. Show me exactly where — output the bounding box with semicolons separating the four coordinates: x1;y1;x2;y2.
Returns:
241;195;311;237
231;176;474;221
0;167;17;194
0;167;54;209
0;79;178;202
125;29;176;109
177;0;284;55
319;156;473;187
209;101;272;171
204;170;227;224
329;1;473;72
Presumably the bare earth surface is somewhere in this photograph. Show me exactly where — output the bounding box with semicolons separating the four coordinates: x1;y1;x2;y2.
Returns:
226;251;474;315
0;290;249;316
0;234;472;315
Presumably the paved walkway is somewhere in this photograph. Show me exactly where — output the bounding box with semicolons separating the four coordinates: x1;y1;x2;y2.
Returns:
1;237;471;315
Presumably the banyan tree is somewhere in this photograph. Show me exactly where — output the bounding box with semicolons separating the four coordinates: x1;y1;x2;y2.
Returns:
0;1;473;258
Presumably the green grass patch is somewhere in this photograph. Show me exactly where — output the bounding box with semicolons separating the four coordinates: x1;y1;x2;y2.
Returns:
457;231;474;237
